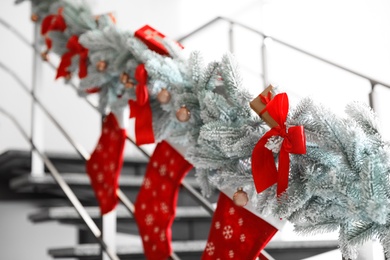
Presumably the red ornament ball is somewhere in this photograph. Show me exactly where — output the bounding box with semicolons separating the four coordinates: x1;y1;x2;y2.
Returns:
233;187;248;207
96;60;107;72
157;88;171;104
31;13;39;22
176;105;191;122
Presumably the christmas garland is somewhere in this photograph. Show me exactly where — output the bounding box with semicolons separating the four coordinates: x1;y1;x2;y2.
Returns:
18;0;390;258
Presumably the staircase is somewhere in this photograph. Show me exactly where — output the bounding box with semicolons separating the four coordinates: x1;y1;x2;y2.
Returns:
0;149;342;260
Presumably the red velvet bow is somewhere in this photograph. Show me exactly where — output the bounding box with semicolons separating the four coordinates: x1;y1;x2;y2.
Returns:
56;35;89;79
128;64;155;145
251;93;306;196
41;8;67;50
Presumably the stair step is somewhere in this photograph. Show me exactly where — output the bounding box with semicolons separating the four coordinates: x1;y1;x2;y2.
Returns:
0;149;148;177
0;150;31;175
29;204;212;240
29;205;211;223
10;173;200;191
48;240;339;260
49;240;206;259
9;173;212;207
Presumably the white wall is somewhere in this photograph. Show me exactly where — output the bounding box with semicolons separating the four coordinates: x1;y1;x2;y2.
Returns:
0;201;77;260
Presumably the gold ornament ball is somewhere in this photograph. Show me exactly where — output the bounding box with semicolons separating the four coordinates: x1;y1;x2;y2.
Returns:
64;72;72;81
157;88;171;104
120;72;129;84
176;105;191;122
41;50;49;61
96;60;107;72
31;13;39;22
233;187;248;207
125;80;135;89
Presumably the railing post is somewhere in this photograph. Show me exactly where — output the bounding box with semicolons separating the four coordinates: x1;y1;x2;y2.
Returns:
102;210;117;260
228;22;234;54
261;37;268;88
101;110;124;260
369;81;376;111
30;5;45;177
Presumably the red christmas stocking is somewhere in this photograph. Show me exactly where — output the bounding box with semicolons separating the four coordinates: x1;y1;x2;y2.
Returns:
134;140;193;260
86;112;127;215
202;193;278;260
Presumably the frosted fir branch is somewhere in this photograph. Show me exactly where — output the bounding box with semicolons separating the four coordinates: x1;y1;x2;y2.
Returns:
220;53;253;115
378;226;390;259
208;169;254;190
199;92;235;123
145;55;183;85
220;53;243;102
96;14;116;30
293;222;340;236
197;120;265;159
345;101;383;137
200;61;219;92
195;168;215;198
79;71;111;90
62;3;96;35
126;38;149;63
186;143;238;170
188;51;204;94
79;27;131;52
18;0;61;17
161;38;185;61
48;31;69;55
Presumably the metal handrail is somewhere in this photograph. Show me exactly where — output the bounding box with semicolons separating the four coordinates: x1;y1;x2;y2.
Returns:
0;106;120;260
177;16;390;90
177;16;390;96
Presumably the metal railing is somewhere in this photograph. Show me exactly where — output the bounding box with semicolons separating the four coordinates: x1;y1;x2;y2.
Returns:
177;16;390;109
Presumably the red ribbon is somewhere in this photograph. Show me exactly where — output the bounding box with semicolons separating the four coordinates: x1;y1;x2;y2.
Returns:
85;87;101;94
41;8;67;50
251;93;306;196
128;64;155;145
56;35;89;79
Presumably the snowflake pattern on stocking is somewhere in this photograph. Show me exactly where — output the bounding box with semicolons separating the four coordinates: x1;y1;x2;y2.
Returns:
223;225;233;239
206;242;215;256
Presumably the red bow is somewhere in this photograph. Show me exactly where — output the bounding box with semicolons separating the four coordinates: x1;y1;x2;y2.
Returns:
56;35;89;79
128;64;155;145
251;93;306;196
41;8;67;50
